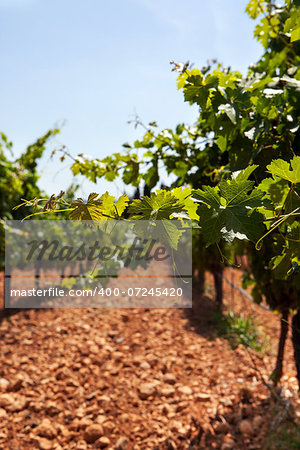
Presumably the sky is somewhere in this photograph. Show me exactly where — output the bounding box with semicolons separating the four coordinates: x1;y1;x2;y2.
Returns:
0;0;263;198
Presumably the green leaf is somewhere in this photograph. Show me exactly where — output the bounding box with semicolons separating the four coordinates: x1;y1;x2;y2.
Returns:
70;193;104;222
100;191;115;217
197;203;264;246
197;205;224;245
144;165;159;189
291;26;300;42
246;0;265;19
291;157;300;183
216;135;227;152
233;165;258;182
114;194;129;216
128;190;185;220
219;179;254;206
172;187;199;220
269;251;292;280
133;219;183;250
192;186;221;208
225;207;264;242
194;167;265;245
122;160;139;185
104;171;118;182
287;223;300;244
69;191;124;222
284;189;300;215
219;166;264;207
267;156;300;183
127;190;190;249
257;176;290;205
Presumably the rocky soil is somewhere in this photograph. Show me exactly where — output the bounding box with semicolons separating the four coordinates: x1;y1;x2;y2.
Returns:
0;269;299;449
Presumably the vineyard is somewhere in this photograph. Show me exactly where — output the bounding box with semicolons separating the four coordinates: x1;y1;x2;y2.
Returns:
1;0;300;448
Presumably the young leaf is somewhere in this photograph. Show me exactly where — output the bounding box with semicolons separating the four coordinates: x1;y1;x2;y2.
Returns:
172;187;199;220
114;194;129;216
70;193;104;222
128;190;185;220
267;156;300;183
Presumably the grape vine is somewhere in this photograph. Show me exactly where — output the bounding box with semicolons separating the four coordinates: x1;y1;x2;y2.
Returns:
13;0;300;387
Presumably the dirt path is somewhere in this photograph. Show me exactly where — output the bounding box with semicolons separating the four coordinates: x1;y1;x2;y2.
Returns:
0;270;298;449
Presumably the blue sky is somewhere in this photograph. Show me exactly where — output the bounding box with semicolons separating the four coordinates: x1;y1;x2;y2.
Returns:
0;0;262;197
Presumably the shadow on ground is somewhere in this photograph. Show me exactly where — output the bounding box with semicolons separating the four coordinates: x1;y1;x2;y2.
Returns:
183;285;222;340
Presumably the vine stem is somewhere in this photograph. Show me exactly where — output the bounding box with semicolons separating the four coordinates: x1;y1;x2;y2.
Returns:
22;208;74;221
255;208;300;250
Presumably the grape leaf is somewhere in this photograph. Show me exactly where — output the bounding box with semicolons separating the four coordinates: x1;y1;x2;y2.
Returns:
257;176;290;204
70;193;104;222
219;179;254;206
291;27;300;42
267;156;300;183
100;191;115;217
172;187;199;220
192;186;221;208
196;205;224;245
70;191;125;222
193;167;265;245
128;190;185;220
233;164;258;181
246;0;266;19
128;190;188;249
133;219;184;250
225;207;264;242
114;194;129;216
269;251;292;280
